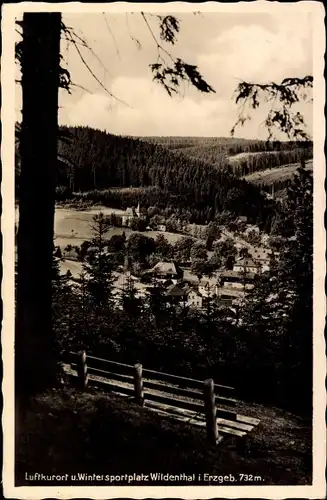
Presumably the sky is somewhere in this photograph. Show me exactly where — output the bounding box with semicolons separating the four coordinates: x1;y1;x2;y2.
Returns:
16;8;314;139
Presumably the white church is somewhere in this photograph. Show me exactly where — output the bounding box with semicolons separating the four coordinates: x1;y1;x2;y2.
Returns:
121;203;145;227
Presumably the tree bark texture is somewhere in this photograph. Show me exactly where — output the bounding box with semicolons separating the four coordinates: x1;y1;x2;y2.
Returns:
16;13;61;396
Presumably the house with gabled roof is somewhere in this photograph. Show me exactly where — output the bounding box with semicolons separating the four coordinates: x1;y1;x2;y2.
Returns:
233;258;260;273
166;282;191;306
249;247;280;272
216;286;244;306
219;269;256;290
144;261;183;283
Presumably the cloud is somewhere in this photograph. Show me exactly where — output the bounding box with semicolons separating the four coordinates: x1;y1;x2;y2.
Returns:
197;13;312;95
61;76;238;136
61;69;312;139
58;12;313;138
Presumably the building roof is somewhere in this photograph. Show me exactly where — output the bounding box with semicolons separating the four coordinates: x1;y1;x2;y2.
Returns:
218;287;245;298
113;271;142;290
166;283;190;297
183;269;199;283
234;258;259;268
148;261;180;276
220;270;256;280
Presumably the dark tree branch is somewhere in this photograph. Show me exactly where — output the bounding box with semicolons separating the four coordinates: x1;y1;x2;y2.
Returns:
141;12;215;97
66;27;130;107
102;13;121;60
231;76;313;141
157;15;180;45
141;12;175;64
62;23;114;80
59;22;132;106
141;12;215;96
70;82;93;94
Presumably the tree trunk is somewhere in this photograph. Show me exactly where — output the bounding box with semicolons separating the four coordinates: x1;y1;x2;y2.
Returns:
15;13;61;398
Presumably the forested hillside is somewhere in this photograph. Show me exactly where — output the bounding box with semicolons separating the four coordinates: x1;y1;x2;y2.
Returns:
52;126;276;228
140;136;313;174
15;125;311;228
139;135;311;154
228;148;312;176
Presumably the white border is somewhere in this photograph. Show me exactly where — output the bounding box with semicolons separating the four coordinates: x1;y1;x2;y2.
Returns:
2;2;326;499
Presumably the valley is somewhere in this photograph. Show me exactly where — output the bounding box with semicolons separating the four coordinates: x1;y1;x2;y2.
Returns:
13;9;316;492
14;126;314;411
50;127;313;226
15;125;313;230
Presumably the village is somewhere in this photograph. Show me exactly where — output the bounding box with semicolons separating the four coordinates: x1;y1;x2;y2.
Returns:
58;202;279;315
115;253;271;309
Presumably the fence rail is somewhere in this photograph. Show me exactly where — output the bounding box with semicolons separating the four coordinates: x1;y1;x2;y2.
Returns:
67;351;235;393
63;350;258;444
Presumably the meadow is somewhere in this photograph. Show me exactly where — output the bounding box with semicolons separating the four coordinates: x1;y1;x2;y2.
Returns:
15;205;186;250
243;160;313;186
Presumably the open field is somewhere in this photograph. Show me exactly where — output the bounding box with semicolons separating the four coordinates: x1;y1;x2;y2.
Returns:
59;259;83;277
15;206;187;250
54;207;186;247
243;160;313;185
229;151;268;162
16;387;312;486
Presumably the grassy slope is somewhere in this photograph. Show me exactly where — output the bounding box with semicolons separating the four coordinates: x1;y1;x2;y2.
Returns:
16;387;312;486
52;206;185;249
229;151;280;163
243;160;313;185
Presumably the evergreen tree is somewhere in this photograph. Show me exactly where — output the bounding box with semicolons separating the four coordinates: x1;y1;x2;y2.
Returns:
155;234;173;260
83;213;115;310
52;252;78;354
89;212;110;250
240;163;313;413
120;272;144;317
147;277;169;327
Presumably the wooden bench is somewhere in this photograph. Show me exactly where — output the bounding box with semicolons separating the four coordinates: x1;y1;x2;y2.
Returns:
62;350;260;444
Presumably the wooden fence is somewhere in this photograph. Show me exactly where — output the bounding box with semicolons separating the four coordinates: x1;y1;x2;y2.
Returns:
63;350;259;444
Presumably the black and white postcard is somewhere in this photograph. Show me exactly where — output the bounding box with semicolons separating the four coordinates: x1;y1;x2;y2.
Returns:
2;1;326;498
